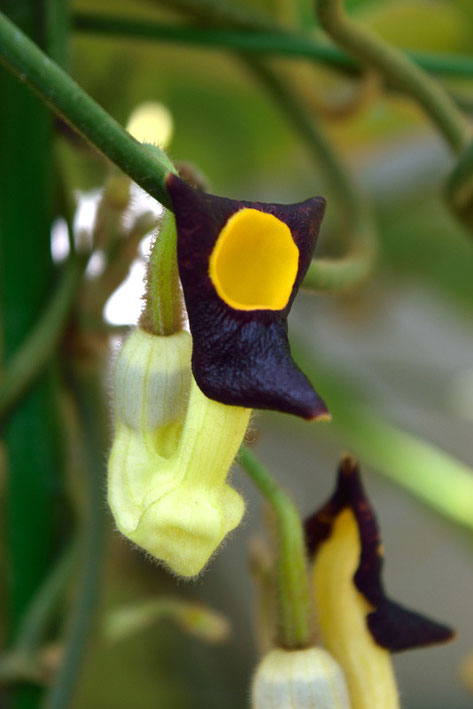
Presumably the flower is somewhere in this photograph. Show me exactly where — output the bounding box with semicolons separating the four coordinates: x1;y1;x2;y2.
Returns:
251;646;351;709
166;174;329;420
108;328;250;578
304;455;454;709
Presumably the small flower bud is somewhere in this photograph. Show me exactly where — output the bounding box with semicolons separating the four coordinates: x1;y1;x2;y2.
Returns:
113;328;192;430
251;647;351;709
108;328;251;577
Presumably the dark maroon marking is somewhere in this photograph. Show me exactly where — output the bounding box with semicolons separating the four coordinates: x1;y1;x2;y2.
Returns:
304;455;455;651
166;174;328;419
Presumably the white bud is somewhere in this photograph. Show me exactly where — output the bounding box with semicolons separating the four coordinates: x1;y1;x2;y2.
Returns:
114;328;192;430
252;647;351;709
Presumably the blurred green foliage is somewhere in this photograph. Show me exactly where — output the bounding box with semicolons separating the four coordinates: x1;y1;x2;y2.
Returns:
2;0;473;707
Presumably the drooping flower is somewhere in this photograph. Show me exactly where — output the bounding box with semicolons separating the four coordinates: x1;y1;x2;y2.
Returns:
166;174;329;420
304;455;454;709
108;328;250;578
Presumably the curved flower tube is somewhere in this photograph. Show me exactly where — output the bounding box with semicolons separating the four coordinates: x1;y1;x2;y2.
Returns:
108;328;251;578
304;455;454;709
166;174;329;420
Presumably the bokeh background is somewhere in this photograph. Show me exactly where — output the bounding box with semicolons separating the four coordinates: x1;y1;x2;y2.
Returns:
2;0;473;707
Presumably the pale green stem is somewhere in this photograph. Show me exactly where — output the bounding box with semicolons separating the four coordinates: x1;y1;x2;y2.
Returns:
74;13;473;80
0;252;89;429
43;364;106;709
139;211;184;336
239;447;313;649
315;0;471;153
0;542;77;684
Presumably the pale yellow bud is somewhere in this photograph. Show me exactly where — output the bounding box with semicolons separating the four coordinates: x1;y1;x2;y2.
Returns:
108;328;251;577
252;647;351;709
113;328;191;430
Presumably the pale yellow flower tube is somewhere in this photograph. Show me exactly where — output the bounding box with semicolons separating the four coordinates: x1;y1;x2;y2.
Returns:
108;328;251;578
313;508;399;709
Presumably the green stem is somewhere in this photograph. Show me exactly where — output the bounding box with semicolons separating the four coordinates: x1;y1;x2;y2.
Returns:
0;10;177;210
43;364;106;709
0;4;67;708
74;12;473;80
140;211;184;336
13;542;78;660
0;252;88;428
239;447;313;649
315;0;471;153
0;542;77;685
247;59;376;291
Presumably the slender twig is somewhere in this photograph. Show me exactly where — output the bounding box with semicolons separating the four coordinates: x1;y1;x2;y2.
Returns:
43;365;106;709
74;12;473;80
0;10;177;210
247;59;376;291
0;252;89;428
239;447;313;649
314;0;471;153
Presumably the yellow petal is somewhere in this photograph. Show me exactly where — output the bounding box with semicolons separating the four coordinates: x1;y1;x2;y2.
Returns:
313;509;399;709
209;208;299;311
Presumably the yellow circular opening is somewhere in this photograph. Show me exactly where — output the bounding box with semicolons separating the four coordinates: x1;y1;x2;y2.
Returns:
209;208;299;311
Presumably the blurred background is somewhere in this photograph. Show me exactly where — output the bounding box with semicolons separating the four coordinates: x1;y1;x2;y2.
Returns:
2;0;473;707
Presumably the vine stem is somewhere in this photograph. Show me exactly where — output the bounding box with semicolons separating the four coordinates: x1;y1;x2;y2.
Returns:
43;362;106;709
0;252;88;428
247;58;376;292
0;10;177;210
74;12;473;80
315;0;471;154
239;447;313;649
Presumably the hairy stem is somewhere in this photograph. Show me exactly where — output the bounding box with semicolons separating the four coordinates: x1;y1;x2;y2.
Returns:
239;447;313;649
140;211;184;336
